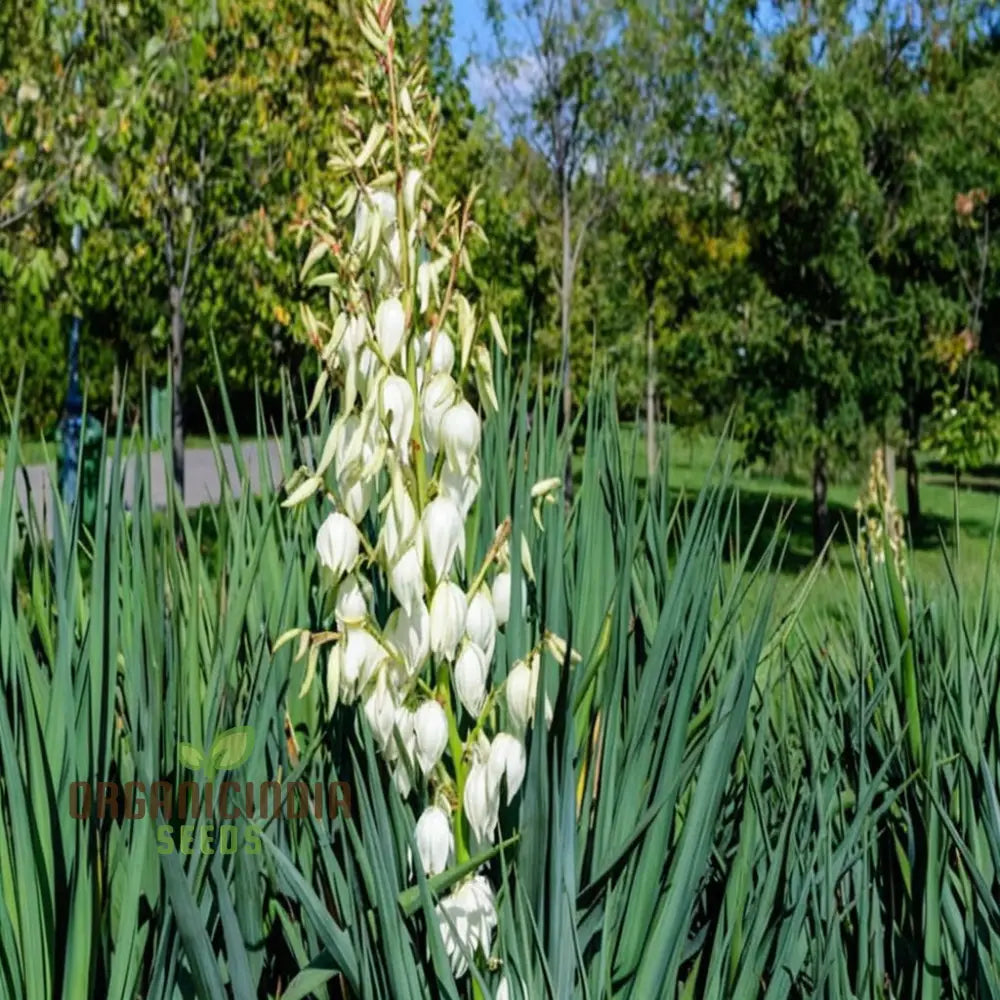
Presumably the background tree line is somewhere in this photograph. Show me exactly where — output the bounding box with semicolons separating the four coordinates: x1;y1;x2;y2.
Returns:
2;0;999;546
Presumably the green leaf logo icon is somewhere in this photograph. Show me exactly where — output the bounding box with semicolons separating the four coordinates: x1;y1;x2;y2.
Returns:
207;726;255;777
178;742;205;772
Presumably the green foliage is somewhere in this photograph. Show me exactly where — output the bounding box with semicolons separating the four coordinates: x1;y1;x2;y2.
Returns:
4;369;1000;996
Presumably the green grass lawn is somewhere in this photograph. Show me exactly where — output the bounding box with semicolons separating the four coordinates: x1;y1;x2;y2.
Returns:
620;426;1000;619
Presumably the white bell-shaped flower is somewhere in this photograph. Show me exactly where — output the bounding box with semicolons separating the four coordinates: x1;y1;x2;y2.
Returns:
363;672;397;749
342;314;368;357
335;574;369;628
371;189;397;231
439;458;481;517
440;401;481;475
376;297;405;362
384;600;431;677
465;588;497;664
505;659;536;733
421;496;465;583
381;375;415;460
487;732;526;804
316;512;360;579
413;699;448;776
463;759;500;847
420;373;457;455
430;582;467;662
340;626;388;698
491;572;511;627
388;544;425;617
382;482;421;565
435;875;497;979
454;642;488;718
424;330;455;375
384;704;415;765
415;805;453;877
491;571;526;628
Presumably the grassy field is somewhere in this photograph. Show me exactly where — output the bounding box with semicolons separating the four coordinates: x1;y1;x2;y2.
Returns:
620;426;1000;619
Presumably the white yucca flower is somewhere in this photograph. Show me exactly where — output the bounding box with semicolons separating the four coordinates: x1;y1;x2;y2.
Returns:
414;805;453;876
376;297;406;362
413;699;448;776
429;582;467;662
454;642;488;718
422;496;465;583
381;375;415;460
316;512;360;579
384;600;431;677
439;458;480;517
440;401;481;475
388;544;425;617
488;733;526;804
363;672;397;748
465;587;497;664
435;875;497;978
421;373;457;455
463;756;500;846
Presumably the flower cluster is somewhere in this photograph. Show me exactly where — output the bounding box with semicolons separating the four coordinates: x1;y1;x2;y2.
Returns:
855;446;907;582
278;1;563;982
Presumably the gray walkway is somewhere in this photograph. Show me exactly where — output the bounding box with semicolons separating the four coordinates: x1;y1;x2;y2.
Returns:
4;440;286;536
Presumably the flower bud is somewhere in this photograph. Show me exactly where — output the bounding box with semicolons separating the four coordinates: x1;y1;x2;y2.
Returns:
463;759;500;846
376;297;405;362
491;571;519;628
415;805;453;877
440;401;481;475
488;733;526;804
465;588;497;663
414;699;448;776
505;659;535;732
316;512;360;579
421;373;457;455
381;375;415;461
430;582;467;662
422;496;465;583
454;643;488;718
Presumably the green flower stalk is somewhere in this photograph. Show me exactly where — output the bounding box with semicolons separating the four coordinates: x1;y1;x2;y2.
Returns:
280;0;559;980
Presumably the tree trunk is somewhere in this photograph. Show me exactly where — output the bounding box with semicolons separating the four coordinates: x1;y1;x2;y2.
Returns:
645;306;657;477
560;183;574;503
169;284;185;499
812;445;829;558
883;442;895;502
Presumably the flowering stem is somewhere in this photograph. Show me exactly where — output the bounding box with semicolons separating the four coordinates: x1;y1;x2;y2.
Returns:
437;662;469;863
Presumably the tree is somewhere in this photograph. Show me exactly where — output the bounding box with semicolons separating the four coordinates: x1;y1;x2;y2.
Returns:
485;0;619;493
91;0;360;492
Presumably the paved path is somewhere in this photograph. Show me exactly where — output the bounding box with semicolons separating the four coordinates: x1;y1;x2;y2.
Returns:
3;440;286;537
